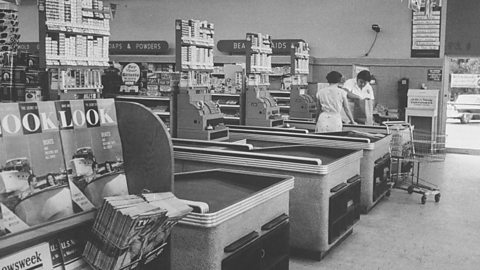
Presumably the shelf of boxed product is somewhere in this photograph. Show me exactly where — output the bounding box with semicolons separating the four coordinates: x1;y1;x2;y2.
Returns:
211;93;240;124
269;90;290;114
116;95;171;102
49;68;103;91
45;21;110;36
44;33;109;67
177;19;215;73
181;37;215;48
246;33;272;76
40;0;111;77
292;41;310;76
219;104;240;108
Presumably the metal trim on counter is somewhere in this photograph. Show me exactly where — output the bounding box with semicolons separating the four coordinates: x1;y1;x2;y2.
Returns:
174;146;327;174
173;138;254;151
179;181;294;227
228;130;374;150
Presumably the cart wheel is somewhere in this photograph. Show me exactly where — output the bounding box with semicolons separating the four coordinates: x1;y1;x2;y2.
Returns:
421;195;427;204
386;190;391;197
435;193;441;203
407;185;414;194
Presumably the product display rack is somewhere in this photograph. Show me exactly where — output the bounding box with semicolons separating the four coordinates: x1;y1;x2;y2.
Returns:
0;101;174;270
211;93;241;125
173;19;228;140
115;95;172;130
38;0;111;100
241;33;284;127
289;41;315;120
268;62;292;118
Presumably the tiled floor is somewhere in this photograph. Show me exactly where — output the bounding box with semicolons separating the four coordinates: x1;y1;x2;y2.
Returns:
290;154;480;270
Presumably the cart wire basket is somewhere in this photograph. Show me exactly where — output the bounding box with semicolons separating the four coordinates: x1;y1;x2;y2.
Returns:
383;121;442;204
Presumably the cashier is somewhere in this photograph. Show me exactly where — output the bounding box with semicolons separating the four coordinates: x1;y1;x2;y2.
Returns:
315;71;356;132
341;70;375;124
342;70;374;100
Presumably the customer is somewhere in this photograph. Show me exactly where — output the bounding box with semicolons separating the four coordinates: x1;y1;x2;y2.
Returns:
315;71;356;132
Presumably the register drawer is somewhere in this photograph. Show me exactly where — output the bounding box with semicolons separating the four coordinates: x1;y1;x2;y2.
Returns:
328;176;361;244
373;154;391;202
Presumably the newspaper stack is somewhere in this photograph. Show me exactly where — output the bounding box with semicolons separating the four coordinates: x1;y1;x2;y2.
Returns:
84;193;192;270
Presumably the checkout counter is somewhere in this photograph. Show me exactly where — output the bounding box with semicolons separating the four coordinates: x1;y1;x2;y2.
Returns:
225;125;392;214
172;169;293;270
173;139;363;260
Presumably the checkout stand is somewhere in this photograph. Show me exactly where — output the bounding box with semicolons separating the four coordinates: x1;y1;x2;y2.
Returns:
173;139;363;260
172;169;294;270
225;125;392;214
121;101;295;270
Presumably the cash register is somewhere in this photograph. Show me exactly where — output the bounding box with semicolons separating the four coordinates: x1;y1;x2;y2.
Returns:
176;88;229;141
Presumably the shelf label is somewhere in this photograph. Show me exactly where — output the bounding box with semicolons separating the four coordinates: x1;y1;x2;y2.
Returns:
427;69;442;81
109;41;169;55
68;179;95;211
217;39;305;55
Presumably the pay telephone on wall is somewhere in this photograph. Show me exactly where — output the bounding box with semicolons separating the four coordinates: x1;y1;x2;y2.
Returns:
398;78;409;121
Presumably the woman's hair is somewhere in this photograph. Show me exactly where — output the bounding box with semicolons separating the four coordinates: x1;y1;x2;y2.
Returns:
357;70;372;82
326;71;343;84
46;174;57;186
27;174;36;185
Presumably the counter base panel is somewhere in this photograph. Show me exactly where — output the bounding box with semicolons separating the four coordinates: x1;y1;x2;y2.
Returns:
290;229;353;261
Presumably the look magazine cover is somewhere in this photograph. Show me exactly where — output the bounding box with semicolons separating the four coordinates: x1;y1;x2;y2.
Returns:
0;101;74;236
55;99;127;211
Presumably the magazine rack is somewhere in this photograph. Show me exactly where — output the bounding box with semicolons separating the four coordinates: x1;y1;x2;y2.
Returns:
0;101;174;270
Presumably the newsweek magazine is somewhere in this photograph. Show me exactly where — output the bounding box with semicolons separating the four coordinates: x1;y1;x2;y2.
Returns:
55;99;128;211
0;242;53;270
0;102;74;236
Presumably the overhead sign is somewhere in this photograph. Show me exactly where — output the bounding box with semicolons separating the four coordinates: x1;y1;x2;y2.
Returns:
18;41;170;55
411;4;442;58
109;41;169;55
217;39;305;55
450;74;480;88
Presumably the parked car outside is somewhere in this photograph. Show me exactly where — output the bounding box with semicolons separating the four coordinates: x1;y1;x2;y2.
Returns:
447;94;480;124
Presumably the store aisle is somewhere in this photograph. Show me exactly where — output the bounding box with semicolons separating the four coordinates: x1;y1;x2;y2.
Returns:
290;154;480;270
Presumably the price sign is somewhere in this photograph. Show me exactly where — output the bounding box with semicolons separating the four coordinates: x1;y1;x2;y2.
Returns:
121;63;141;84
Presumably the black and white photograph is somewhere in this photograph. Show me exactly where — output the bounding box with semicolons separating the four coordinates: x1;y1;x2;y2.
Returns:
0;0;479;269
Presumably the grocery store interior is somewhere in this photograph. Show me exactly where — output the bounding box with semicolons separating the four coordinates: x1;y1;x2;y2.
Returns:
0;0;479;269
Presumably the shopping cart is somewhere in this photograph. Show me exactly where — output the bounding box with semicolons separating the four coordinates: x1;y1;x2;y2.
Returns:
383;121;443;204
